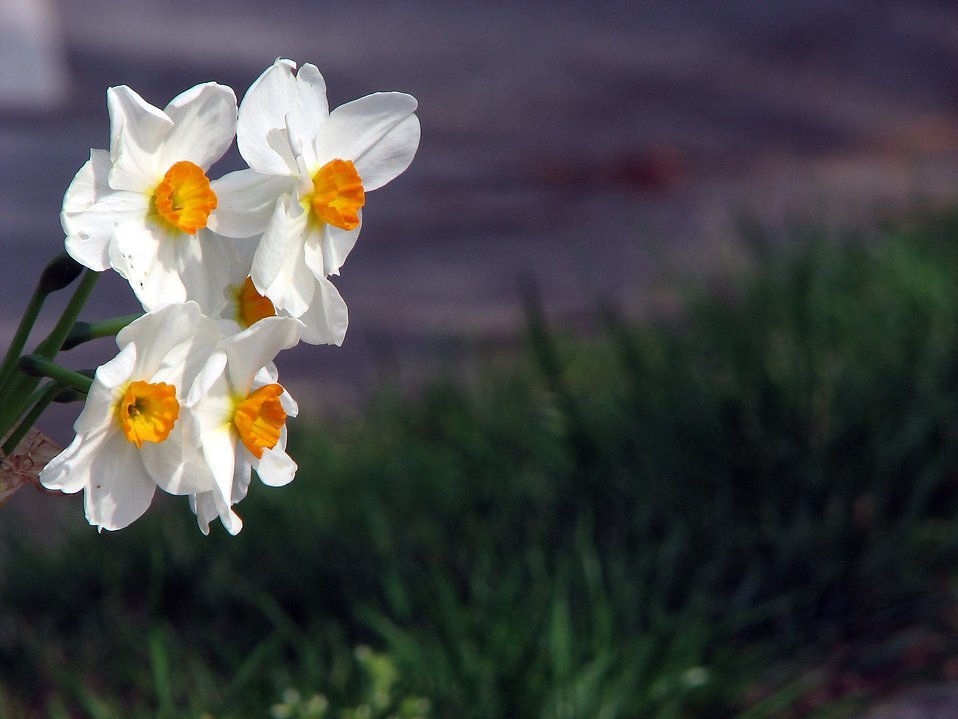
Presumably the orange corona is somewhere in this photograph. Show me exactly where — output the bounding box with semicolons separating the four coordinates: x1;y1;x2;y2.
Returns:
237;277;276;328
233;384;286;459
309;159;365;230
151;161;218;234
117;381;179;447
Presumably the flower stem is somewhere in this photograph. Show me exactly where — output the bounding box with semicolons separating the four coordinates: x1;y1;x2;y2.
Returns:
0;285;46;398
35;269;99;359
1;381;64;457
0;269;99;439
0;253;84;395
62;313;141;351
18;355;94;394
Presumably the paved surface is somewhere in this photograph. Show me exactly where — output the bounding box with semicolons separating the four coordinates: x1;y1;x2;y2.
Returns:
3;0;958;437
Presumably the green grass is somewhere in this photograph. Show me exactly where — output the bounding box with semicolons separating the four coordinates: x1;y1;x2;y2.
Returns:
5;220;958;717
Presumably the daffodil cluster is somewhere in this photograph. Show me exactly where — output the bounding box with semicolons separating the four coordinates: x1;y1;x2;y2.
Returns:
19;59;420;533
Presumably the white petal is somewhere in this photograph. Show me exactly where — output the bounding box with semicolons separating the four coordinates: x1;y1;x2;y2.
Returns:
191;489;242;535
107;85;171;162
232;447;255;505
278;386;299;418
314;93;420;191
284;108;317;170
293;63;329;140
174;230;235;318
160;82;237;170
186;351;229;410
62;149;147;271
96;342;138;388
117;302;219;386
220;507;244;535
110;220;231;315
109;218;173;309
190;491;218;535
71;343;137;435
302;224;325;278
209;169;294;238
254;363;279;384
141;416;214;496
39;427;110;494
298;274;348;346
251;197;315;317
108;130;161;192
256;442;297;487
198;423;238;508
250;193;296;289
221;316;302;391
83;431;157;531
320;216;361;277
106;86;169;191
136;231;190;310
237;59;301;176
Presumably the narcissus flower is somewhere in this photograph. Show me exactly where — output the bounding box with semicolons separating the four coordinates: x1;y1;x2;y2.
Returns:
39;303;221;531
186;316;302;534
212;58;420;344
62;82;239;314
216;237;346;345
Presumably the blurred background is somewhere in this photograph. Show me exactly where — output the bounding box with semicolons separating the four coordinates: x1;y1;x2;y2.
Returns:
5;1;958;717
3;0;958;418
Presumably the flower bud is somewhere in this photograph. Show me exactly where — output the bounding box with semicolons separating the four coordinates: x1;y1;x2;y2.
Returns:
39;253;84;294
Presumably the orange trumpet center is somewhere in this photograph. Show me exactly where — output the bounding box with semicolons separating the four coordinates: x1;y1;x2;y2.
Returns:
151;160;218;234
233;384;286;459
117;381;179;447
236;276;276;328
309;158;365;230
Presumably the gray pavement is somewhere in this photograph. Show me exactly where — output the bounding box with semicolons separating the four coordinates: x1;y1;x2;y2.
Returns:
3;0;958;441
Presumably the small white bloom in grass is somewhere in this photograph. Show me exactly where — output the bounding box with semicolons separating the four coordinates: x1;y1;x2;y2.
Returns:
187;315;302;534
62;82;239;315
213;58;420;344
39;302;220;531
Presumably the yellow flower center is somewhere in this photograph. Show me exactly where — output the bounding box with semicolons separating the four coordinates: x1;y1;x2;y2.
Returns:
233;384;286;459
308;159;365;230
151;160;218;234
117;381;179;447
236;276;276;328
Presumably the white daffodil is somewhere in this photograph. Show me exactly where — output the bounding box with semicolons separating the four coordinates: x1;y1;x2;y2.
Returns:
216;237;346;345
211;58;420;344
39;302;221;531
62;82;240;315
186;315;302;534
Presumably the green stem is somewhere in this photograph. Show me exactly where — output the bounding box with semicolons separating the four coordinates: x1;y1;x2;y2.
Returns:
0;285;46;399
62;313;142;351
35;269;99;359
18;355;93;394
0;253;84;396
0;270;99;439
1;381;64;457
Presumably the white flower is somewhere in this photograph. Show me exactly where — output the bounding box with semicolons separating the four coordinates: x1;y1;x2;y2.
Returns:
39;302;221;531
211;58;420;345
215;237;346;346
62;82;239;315
186;316;303;534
